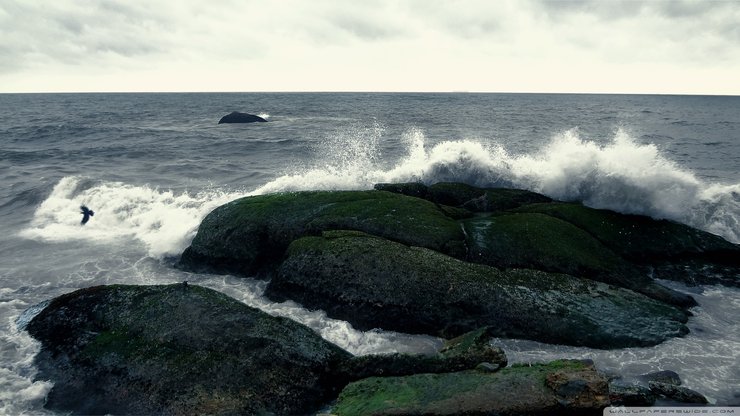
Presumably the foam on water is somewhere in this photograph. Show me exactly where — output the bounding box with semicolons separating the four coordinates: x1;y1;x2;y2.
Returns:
20;127;739;263
20;177;246;258
0;293;53;415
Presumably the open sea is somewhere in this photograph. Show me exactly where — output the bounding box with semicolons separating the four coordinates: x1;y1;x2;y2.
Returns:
0;92;738;413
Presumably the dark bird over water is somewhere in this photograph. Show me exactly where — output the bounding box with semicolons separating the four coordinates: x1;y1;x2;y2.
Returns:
80;206;94;225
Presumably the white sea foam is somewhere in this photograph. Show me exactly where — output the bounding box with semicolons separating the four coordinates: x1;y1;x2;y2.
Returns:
19;128;740;262
0;296;53;415
257;127;740;243
20;177;245;258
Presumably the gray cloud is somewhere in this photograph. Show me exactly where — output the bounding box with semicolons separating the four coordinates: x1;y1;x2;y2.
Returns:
1;0;739;93
0;0;170;73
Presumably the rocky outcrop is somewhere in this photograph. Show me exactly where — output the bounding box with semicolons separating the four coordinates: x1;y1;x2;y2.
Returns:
178;190;466;276
217;111;267;124
514;202;740;287
267;230;689;348
26;284;351;415
332;359;610;416
25;283;711;415
178;182;740;349
25;284;510;415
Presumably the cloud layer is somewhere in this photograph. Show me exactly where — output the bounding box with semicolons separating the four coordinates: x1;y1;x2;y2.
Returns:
1;0;739;93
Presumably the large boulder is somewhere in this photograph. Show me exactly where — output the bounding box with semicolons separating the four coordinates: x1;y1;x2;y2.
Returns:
26;284;512;415
217;111;267;124
463;213;697;307
26;284;352;415
179;190;466;276
515;202;740;286
332;359;610;416
266;230;689;348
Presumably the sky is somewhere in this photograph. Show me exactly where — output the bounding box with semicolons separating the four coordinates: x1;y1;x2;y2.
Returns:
1;0;739;94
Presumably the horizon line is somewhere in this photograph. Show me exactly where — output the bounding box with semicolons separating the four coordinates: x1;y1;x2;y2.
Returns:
1;90;739;97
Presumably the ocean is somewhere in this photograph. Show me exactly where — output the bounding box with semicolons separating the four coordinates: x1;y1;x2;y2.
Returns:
0;92;738;413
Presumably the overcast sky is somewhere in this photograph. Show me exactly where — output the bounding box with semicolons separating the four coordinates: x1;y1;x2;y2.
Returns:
1;0;739;94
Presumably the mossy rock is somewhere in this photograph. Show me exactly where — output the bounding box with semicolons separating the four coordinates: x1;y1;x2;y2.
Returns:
428;182;553;212
333;359;609;416
26;284;352;415
376;181;553;213
179;190;466;276
516;202;738;262
515;202;740;286
334;327;507;386
267;231;689;348
464;212;644;288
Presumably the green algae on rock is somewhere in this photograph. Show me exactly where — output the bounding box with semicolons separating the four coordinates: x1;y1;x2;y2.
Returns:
267;231;689;348
179;190;466;276
515;202;740;286
26;284;515;415
332;359;609;416
26;284;352;415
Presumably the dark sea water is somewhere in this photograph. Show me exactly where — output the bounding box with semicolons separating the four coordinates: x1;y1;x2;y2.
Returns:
1;93;738;412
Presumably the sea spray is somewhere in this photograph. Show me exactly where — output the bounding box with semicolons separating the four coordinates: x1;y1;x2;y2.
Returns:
0;294;53;415
20;128;740;260
256;127;740;243
19;177;246;258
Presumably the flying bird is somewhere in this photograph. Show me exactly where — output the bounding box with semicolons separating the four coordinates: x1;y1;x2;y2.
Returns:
80;205;94;225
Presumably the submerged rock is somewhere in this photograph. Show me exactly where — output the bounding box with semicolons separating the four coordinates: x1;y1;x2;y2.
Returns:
639;369;682;386
267;230;689;348
217;111;267;124
332;359;610;416
649;381;709;404
333;327;507;385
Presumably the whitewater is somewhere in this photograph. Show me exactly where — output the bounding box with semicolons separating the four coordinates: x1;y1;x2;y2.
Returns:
0;92;738;412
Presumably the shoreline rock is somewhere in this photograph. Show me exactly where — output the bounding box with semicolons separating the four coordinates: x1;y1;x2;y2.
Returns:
267;230;689;348
332;359;610;416
25;284;713;414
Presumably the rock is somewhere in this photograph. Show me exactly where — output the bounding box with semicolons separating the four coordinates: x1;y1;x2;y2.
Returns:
26;284;352;415
373;182;429;199
516;202;740;286
332;359;609;416
609;380;657;406
267;230;689;348
475;362;502;373
464;212;697;307
639;369;682;386
178;190;466;276
334;327;507;384
376;181;553;212
464;212;645;288
26;285;511;415
217;111;267;124
649;381;709;404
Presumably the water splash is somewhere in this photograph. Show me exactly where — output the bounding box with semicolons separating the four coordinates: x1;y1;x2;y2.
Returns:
19;177;245;258
257;127;740;243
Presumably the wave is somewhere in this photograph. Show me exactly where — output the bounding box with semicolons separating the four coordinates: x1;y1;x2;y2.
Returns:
19;177;245;258
19;129;739;258
256;128;740;244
